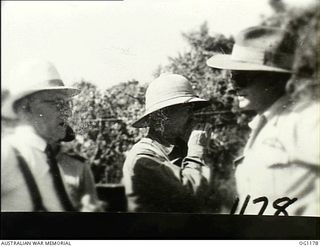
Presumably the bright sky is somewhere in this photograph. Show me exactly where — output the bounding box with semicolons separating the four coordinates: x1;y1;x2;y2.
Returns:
1;0;313;90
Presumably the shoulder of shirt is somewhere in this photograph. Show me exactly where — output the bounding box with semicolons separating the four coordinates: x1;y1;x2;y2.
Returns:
288;100;319;121
130;138;159;155
292;99;319;112
270;99;319;135
2;132;16;145
3;126;47;152
57;153;86;165
2;133;19;156
125;138;167;164
269;97;317;122
1;135;16;161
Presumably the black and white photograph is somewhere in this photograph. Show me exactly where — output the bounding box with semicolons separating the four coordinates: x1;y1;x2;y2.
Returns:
1;0;319;241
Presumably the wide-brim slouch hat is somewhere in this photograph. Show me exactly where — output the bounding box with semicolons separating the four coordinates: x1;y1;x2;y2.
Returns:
207;26;296;73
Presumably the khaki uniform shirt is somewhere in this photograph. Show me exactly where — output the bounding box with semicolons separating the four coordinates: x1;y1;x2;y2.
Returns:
235;96;320;216
122;136;211;212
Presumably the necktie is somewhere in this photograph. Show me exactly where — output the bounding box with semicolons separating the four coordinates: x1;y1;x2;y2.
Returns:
45;145;75;211
246;115;267;150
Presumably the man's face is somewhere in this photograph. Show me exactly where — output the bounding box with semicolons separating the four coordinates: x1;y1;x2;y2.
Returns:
28;91;73;143
231;71;279;113
162;104;193;140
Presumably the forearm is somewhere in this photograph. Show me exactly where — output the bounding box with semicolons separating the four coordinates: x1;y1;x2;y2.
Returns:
183;122;212;192
181;156;211;195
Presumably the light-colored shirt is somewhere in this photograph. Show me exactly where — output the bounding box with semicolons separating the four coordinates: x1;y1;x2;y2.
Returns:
235;96;320;216
1;125;101;211
122;136;211;212
1;125;65;211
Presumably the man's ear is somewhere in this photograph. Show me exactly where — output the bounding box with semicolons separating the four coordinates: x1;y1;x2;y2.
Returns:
15;97;32;115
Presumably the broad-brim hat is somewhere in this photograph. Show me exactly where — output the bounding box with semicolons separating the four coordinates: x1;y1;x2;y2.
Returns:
207;26;296;73
132;74;209;128
2;59;80;119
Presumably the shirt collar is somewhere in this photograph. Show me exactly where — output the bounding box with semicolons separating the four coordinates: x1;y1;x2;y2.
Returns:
149;137;175;156
14;125;47;152
248;95;292;130
146;132;175;156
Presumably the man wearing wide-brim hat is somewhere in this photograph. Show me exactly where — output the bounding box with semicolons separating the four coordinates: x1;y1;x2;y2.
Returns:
122;73;213;212
1;59;98;211
207;26;320;216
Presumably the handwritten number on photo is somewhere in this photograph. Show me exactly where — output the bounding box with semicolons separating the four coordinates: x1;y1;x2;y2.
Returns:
230;195;298;216
253;196;268;215
273;197;298;216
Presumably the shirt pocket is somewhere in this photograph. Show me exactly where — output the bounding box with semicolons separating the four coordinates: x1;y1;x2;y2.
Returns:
250;126;289;169
237;136;289;193
260;137;289;167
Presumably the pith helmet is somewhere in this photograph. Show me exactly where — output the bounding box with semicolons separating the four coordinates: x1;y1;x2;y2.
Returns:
132;74;209;128
2;59;80;119
207;26;296;73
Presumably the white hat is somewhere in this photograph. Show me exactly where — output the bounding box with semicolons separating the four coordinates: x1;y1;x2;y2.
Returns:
132;74;209;128
2;59;80;119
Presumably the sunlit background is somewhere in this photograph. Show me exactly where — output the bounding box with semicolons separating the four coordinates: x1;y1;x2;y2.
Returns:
2;0;315;89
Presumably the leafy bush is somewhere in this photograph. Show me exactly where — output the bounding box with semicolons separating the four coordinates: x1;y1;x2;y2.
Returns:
64;80;147;183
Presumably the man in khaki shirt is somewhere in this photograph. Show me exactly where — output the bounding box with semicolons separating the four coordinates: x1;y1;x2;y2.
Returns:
207;26;319;216
123;74;212;212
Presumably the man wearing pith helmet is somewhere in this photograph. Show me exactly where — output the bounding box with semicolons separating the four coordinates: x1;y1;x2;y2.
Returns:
207;26;320;216
1;59;98;211
122;74;213;212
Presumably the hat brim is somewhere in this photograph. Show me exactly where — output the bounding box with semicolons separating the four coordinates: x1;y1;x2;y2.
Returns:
132;96;210;128
207;54;292;73
2;87;80;119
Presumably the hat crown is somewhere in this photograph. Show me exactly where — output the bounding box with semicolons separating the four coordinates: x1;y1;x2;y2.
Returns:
132;74;208;128
206;26;296;73
2;59;80;119
7;59;65;95
236;26;295;54
145;74;196;111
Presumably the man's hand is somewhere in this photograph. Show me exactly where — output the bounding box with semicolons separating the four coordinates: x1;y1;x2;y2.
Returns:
187;123;212;158
80;194;106;212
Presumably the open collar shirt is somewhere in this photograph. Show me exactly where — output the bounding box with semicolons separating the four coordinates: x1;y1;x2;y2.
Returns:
235;96;320;216
2;125;65;211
